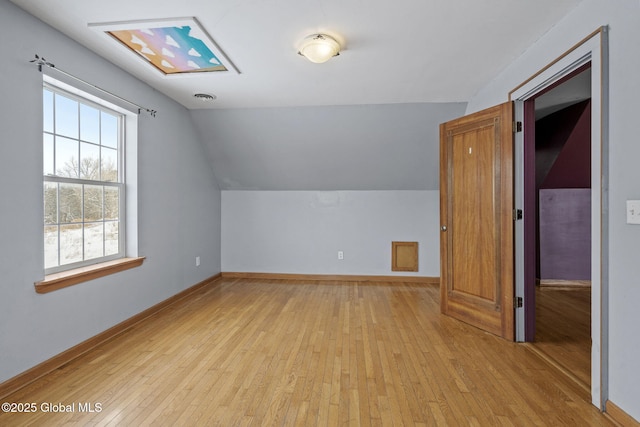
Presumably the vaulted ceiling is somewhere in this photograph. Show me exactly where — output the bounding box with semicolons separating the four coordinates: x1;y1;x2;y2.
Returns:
11;0;584;190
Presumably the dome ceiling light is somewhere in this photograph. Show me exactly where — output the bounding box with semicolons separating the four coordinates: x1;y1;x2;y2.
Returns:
297;34;341;64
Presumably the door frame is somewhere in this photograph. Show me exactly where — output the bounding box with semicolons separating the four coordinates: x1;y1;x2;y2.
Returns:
509;27;609;409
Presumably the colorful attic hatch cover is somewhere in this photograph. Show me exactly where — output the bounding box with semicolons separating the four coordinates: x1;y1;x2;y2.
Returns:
91;18;238;75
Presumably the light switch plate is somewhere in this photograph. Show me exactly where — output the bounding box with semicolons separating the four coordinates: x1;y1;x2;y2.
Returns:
627;200;640;224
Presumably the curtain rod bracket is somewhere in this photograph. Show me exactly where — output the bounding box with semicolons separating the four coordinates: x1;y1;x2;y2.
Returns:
30;54;54;73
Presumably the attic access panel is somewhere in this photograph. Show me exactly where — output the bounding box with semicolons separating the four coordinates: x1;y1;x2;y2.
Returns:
391;241;418;272
90;17;239;76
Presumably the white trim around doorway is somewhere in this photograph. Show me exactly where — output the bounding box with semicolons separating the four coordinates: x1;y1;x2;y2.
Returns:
509;27;609;410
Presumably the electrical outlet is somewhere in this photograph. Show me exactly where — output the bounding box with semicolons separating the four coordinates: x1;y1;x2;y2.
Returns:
627;200;640;224
338;251;344;260
195;256;201;267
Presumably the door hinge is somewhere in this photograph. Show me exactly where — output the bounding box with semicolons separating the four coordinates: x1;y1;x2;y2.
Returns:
515;297;523;308
513;208;523;221
513;121;522;133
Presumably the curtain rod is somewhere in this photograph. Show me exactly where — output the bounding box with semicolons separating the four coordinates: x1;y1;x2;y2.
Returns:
30;54;157;117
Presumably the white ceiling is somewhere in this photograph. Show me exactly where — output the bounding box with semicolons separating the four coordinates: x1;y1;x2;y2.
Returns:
535;68;591;119
10;0;582;110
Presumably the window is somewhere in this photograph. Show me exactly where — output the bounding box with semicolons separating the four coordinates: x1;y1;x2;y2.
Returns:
43;83;125;274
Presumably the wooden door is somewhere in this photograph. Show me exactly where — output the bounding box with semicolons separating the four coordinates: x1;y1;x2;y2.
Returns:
440;102;514;340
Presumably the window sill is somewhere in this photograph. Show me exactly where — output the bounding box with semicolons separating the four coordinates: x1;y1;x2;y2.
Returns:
34;257;145;294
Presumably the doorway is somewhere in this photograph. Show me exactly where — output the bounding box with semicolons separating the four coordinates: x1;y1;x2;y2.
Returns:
529;66;592;389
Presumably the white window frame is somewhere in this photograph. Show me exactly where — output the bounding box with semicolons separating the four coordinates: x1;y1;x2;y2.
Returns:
43;77;133;275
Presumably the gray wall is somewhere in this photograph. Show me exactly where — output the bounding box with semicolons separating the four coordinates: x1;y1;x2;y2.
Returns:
466;0;640;419
222;191;440;276
0;0;221;384
201;103;466;281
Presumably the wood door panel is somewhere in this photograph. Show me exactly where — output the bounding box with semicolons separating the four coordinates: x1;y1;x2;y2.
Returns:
440;102;514;340
451;126;497;300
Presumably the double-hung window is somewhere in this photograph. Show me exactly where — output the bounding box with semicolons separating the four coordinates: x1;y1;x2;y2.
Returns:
43;82;125;274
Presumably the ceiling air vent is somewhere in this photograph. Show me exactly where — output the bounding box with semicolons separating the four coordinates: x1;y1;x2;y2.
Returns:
193;93;217;102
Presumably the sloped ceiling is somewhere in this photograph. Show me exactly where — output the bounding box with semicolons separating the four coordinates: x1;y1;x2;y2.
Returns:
190;102;466;190
10;0;583;191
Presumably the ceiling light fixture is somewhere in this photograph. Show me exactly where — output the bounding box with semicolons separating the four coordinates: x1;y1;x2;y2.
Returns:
193;93;217;102
298;34;341;64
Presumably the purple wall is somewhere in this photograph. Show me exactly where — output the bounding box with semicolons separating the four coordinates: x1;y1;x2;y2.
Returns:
540;100;591;189
536;100;591;190
535;99;591;281
539;189;591;280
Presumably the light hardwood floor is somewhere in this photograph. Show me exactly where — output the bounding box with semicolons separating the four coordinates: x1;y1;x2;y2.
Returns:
533;285;592;389
0;279;613;426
